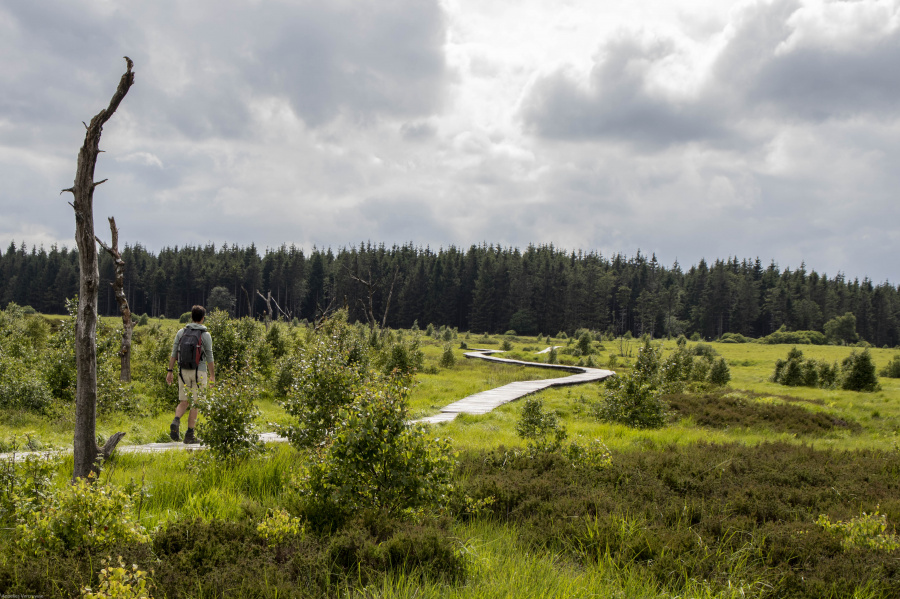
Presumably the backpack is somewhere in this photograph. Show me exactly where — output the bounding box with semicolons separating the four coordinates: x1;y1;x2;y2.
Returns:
178;328;205;383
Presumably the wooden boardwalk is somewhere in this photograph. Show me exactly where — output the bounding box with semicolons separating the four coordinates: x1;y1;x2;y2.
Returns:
1;349;614;459
415;349;615;424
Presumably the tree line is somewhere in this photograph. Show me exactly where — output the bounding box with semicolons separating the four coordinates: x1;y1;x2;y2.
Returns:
2;240;898;345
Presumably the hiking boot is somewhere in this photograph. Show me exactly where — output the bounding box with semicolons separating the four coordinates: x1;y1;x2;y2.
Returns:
183;429;199;445
169;421;181;442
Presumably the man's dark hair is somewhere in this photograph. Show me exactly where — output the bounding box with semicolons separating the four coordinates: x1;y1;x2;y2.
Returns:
191;305;206;322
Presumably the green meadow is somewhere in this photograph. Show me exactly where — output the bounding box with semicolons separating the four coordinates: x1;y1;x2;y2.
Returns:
1;312;899;598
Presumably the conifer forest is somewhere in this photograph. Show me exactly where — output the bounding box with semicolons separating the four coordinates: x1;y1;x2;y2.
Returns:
2;240;898;345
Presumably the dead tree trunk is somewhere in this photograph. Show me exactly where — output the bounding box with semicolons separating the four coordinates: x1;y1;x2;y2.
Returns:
96;217;133;382
61;57;134;481
258;289;292;321
347;265;399;330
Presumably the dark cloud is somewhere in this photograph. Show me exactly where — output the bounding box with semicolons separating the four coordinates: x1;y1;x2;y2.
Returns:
522;34;728;147
0;0;448;142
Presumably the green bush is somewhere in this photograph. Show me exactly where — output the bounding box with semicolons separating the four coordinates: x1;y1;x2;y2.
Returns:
841;349;880;392
0;349;54;411
377;335;424;381
15;474;149;557
81;555;153;599
707;357;731;386
773;347;838;389
577;332;594;355
760;326;827;345
596;340;667;428
500;339;513;351
265;322;288;359
719;332;750;343
879;354;900;378
292;375;455;526
0;444;61;526
516;397;567;452
204;310;264;375
817;509;900;552
178;311;192;324
195;376;264;461
547;346;558;364
279;314;368;449
439;345;456;368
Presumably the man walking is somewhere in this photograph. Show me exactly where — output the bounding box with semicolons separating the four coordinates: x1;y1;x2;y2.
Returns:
166;305;215;444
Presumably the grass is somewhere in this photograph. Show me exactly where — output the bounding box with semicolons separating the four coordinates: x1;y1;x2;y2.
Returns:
349;519;669;599
4;330;900;598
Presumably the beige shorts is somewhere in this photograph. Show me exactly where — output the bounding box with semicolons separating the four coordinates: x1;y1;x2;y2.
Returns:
178;368;208;405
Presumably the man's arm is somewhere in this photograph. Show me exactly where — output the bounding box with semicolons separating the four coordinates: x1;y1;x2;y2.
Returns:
166;355;176;385
166;329;182;386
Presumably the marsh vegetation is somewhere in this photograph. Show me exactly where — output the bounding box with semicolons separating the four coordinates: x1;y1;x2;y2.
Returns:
1;304;899;598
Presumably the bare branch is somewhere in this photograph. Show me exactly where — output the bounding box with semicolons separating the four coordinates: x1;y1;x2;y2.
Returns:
95;234;112;254
61;187;75;195
93;179;108;188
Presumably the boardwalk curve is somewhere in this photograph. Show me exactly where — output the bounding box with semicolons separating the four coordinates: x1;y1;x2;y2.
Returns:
415;349;615;424
1;349;615;459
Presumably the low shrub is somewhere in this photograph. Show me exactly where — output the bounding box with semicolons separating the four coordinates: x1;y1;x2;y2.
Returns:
719;332;750;343
516;397;567;452
841;349;880;392
194;375;264;461
80;556;153;599
707;357;731;386
666;390;860;435
879;354;900;378
457;442;900;598
291;375;455;528
439;345;456;368
760;326;827;345
595;340;668;429
15;474;150;557
773;347;838;388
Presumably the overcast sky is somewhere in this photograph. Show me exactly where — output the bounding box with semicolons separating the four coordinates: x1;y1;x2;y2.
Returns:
1;0;898;282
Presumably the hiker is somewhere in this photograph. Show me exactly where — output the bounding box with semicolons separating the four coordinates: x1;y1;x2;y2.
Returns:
165;305;215;444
